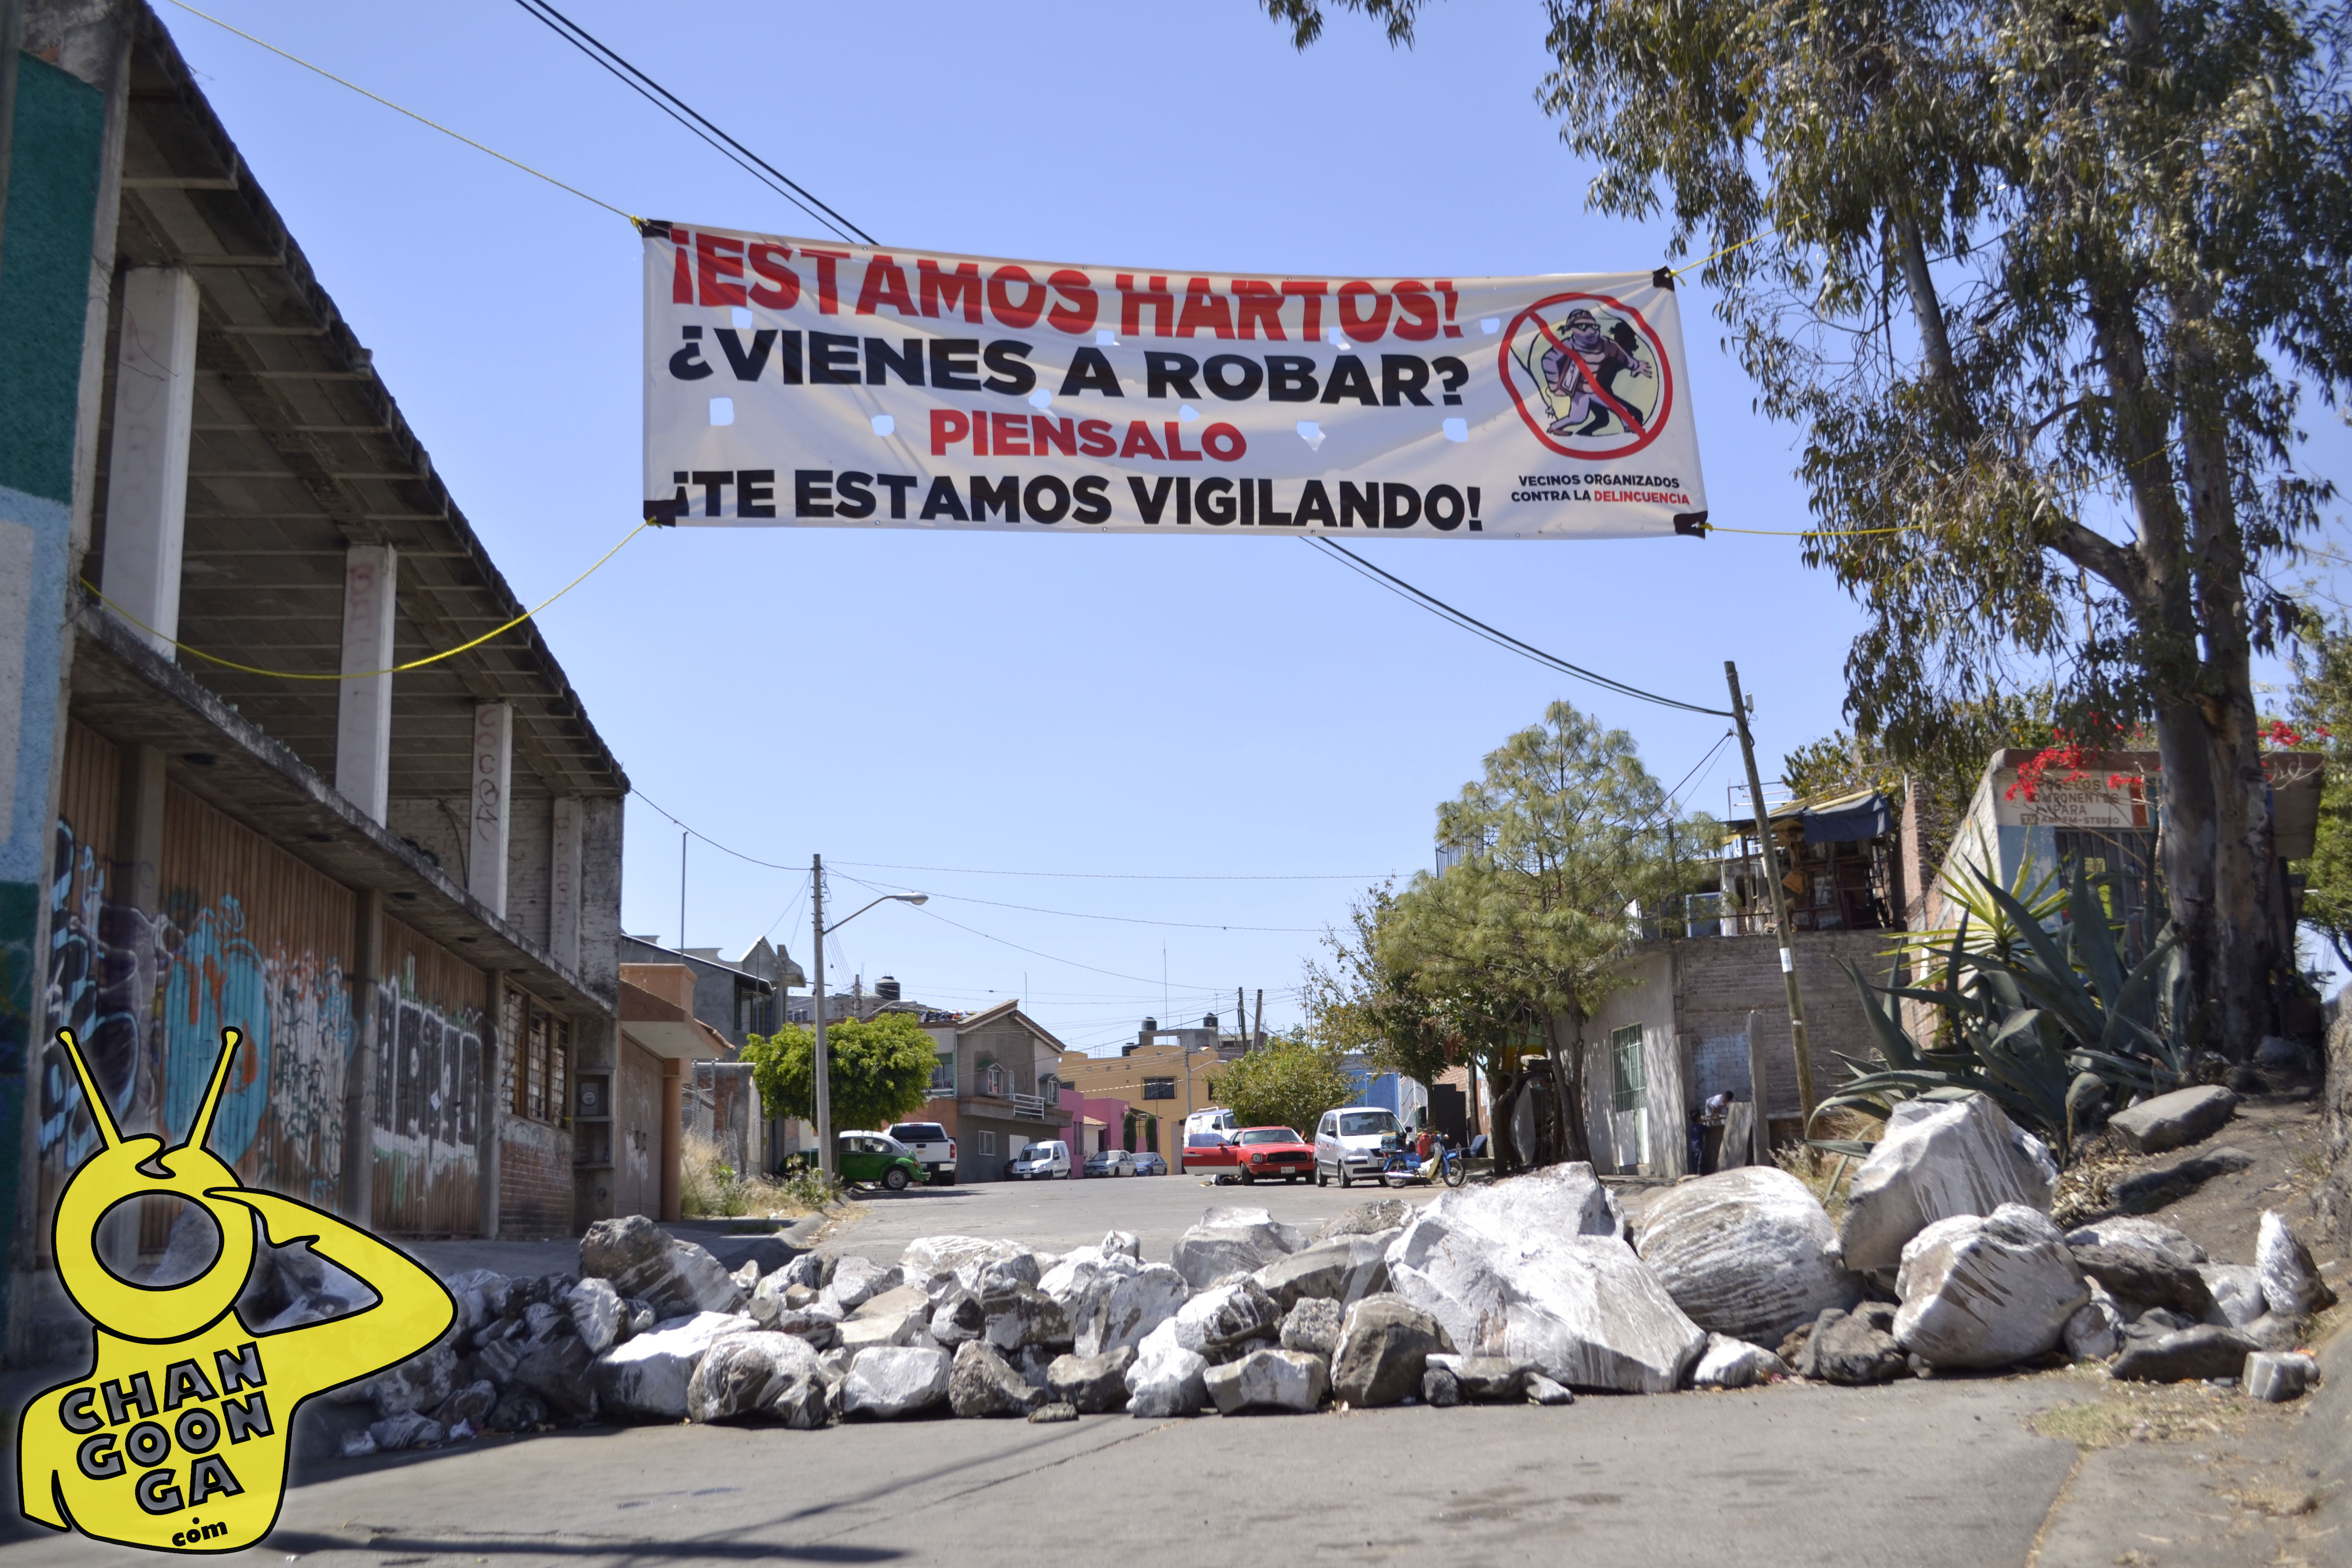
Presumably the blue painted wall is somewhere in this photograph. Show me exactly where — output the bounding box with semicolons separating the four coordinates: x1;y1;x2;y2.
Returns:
1;51;112;1344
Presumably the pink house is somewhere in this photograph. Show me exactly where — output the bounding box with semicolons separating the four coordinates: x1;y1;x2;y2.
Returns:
1059;1088;1134;1172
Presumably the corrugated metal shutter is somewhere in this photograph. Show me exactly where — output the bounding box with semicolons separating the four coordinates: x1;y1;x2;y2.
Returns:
375;917;486;1235
157;784;358;1212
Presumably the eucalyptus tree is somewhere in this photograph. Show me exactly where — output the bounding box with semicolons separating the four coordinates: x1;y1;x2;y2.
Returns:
1263;0;2352;1055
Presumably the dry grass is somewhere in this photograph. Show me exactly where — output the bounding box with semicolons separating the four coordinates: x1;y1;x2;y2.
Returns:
2030;1378;2250;1451
1776;1108;1879;1221
2051;1130;2135;1228
678;1133;828;1221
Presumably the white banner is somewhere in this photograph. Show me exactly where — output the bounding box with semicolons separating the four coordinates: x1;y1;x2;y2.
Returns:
643;222;1709;539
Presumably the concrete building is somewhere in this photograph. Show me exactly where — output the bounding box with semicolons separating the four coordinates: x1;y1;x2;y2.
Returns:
620;936;788;1049
919;999;1074;1181
2;3;629;1360
1057;1038;1234;1164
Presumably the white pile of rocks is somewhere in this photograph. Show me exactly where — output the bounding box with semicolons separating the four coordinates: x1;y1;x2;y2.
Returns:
339;1091;2334;1446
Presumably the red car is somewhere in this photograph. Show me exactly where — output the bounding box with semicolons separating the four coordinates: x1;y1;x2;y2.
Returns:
1234;1126;1316;1184
1182;1128;1241;1175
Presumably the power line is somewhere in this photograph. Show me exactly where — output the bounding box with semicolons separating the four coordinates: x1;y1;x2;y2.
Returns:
628;789;803;872
834;871;1322;934
162;0;635;222
835;859;1391;882
1301;536;1733;717
509;0;873;246
900;902;1238;993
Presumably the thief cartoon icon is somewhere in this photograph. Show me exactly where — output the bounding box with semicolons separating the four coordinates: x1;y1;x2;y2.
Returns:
16;1025;454;1552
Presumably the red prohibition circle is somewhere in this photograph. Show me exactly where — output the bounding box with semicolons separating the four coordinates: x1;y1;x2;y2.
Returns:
1496;291;1675;461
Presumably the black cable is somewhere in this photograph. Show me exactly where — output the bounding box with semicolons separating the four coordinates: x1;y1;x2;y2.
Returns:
830;870;1322;935
834;858;1388;882
628;788;805;872
509;0;875;246
1301;536;1734;717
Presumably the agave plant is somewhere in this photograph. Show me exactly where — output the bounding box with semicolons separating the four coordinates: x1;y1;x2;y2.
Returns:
1814;864;2189;1165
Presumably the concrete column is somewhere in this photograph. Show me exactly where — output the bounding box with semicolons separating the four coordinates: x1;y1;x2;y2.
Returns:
659;1058;683;1223
479;969;504;1240
548;796;582;970
99;267;198;657
333;543;396;822
341;889;384;1224
466;701;511;915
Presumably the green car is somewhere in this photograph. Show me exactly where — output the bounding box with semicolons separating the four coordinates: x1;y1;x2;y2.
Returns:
838;1132;922;1190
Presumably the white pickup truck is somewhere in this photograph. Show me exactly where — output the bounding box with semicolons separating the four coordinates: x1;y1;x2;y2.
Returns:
885;1120;957;1185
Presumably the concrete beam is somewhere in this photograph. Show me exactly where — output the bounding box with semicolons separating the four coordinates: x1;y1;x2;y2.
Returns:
549;795;582;970
332;542;395;821
467;700;511;916
99;267;199;657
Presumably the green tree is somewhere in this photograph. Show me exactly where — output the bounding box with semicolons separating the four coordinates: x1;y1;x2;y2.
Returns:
1215;1028;1356;1136
2290;617;2352;968
1263;0;2352;1058
1379;700;1703;1164
741;1012;939;1135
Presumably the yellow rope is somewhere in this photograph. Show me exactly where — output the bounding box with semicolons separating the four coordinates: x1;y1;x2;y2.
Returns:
1702;522;1921;537
83;521;651;681
162;0;639;225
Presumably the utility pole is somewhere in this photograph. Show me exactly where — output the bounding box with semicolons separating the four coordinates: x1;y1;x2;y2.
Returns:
1253;988;1264;1050
811;854;832;1180
1725;661;1817;1121
678;829;688;951
1237;986;1247;1051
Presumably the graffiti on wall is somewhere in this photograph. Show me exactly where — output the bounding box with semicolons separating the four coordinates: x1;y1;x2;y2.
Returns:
41;820;357;1218
370;958;482;1232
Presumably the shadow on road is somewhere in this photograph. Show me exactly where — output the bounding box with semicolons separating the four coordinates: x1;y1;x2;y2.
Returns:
264;1530;903;1562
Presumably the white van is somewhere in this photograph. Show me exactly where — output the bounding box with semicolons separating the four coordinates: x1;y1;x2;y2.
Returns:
1314;1105;1403;1187
1007;1139;1070;1180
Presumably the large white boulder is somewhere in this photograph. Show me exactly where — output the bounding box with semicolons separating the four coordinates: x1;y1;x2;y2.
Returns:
2064;1217;2206;1269
900;1236;1033;1286
1633;1166;1861;1346
594;1311;757;1420
1893;1204;2087;1370
1252;1233;1395;1310
2259;1211;2338;1317
1839;1094;2059;1273
687;1331;825;1423
1385;1165;1705;1393
1205;1348;1328;1414
1171;1279;1283;1357
841;1345;952;1419
579;1217;747;1319
1124;1319;1209;1417
1076;1264;1189;1358
1171;1206;1311;1290
1690;1333;1788;1389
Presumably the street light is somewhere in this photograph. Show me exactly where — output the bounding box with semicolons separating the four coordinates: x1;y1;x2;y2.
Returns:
810;852;927;1180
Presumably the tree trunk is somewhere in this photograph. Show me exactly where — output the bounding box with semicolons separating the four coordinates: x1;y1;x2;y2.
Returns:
1486;1065;1520;1171
1542;1013;1591;1165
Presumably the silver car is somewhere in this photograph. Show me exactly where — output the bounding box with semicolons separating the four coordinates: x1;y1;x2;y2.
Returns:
1083;1148;1136;1177
1315;1106;1403;1187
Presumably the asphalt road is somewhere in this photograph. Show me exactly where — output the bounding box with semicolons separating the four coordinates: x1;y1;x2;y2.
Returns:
0;1371;2087;1567
816;1168;1449;1265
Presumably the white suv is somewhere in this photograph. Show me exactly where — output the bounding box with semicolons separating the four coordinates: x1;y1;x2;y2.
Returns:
1315;1106;1403;1187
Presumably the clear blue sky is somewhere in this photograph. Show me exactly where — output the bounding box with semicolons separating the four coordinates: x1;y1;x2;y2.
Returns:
160;1;2350;1048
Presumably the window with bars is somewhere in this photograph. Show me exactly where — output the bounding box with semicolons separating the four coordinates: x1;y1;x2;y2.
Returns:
507;985;571;1128
1610;1025;1647;1115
